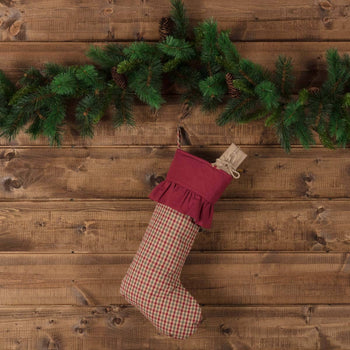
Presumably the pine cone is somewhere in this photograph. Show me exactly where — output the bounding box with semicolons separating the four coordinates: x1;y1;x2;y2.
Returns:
159;17;174;41
307;86;320;94
225;73;240;98
111;66;127;89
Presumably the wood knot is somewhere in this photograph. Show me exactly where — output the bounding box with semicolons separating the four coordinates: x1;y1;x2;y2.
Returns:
77;224;87;234
80;319;88;325
302;173;315;183
75;327;85;334
220;324;233;335
136;32;143;41
275;162;286;169
304;305;314;324
3;178;22;191
147;174;165;188
319;0;333;11
266;223;276;233
341;5;350;16
315;234;327;246
10;179;21;188
0;149;16;161
112;317;124;326
316;206;325;214
297;173;315;198
177;126;191;146
322;16;333;28
155;176;164;184
103;8;113;16
107;30;115;39
4;150;15;161
198;227;209;234
9;20;24;37
104;306;113;313
0;0;15;7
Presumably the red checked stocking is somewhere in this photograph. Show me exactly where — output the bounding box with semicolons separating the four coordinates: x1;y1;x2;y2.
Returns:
120;202;202;339
120;143;247;340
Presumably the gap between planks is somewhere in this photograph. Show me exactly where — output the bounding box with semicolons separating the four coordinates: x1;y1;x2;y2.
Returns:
0;144;345;148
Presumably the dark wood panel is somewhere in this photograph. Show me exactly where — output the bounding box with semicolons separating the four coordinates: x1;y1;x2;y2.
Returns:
0;252;348;305
0;305;348;349
0;199;348;253
0;146;349;200
0;0;349;41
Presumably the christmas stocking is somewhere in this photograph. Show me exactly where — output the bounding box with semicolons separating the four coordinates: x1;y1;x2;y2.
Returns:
120;143;247;339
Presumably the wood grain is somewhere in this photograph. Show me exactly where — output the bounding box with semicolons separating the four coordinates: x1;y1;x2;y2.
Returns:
0;305;348;350
0;199;349;253
0;146;349;200
0;252;348;305
0;0;349;41
0;1;349;348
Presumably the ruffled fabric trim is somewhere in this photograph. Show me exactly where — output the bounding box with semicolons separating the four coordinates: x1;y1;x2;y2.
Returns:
148;149;233;229
149;179;214;229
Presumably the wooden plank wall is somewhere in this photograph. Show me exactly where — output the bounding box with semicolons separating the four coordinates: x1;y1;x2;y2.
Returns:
1;0;350;349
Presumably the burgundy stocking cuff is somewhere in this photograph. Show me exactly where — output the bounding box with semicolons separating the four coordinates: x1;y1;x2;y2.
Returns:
149;149;233;229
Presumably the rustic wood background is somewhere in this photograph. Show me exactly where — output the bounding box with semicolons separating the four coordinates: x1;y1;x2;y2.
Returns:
0;0;349;349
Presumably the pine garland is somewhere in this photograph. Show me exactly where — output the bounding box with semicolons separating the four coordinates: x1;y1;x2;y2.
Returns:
0;0;349;152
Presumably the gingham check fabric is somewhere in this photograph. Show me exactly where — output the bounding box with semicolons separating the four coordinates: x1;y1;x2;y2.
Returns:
120;202;203;339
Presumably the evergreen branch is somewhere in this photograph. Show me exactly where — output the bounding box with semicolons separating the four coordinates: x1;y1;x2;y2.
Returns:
170;0;189;39
18;67;46;87
195;18;221;75
237;59;265;87
275;55;294;97
231;79;255;95
162;58;182;72
128;59;165;109
42;63;67;78
216;95;257;125
199;73;226;99
255;80;280;109
275;120;293;152
50;72;78;96
86;43;125;69
42;95;67;146
75;91;110;138
0;70;16;98
283;100;302;126
0;1;348;151
117;59;142;74
217;31;240;65
113;88;135;127
123;42;160;62
75;65;99;87
157;36;195;60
